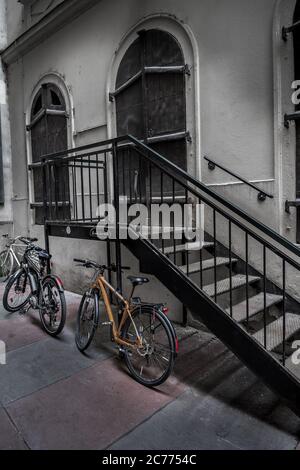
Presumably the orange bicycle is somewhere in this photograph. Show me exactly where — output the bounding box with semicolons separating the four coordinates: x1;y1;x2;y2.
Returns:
74;259;178;387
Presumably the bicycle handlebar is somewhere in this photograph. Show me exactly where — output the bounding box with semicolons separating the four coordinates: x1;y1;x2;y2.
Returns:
19;237;39;245
74;259;130;272
2;234;38;241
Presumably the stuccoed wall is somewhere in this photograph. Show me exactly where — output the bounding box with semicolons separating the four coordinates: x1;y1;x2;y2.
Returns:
5;0;23;44
6;0;291;320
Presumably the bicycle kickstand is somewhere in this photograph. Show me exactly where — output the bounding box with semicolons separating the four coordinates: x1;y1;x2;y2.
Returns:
19;305;31;316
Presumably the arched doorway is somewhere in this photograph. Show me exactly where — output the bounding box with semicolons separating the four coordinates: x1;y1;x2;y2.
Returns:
294;1;300;241
111;28;189;198
28;83;69;224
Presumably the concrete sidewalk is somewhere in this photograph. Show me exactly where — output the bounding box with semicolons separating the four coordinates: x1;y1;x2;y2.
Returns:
0;284;299;450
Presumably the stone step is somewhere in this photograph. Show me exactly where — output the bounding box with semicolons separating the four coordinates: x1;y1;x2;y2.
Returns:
180;257;238;275
285;354;300;380
203;274;260;298
226;293;283;323
162;241;214;255
253;313;300;352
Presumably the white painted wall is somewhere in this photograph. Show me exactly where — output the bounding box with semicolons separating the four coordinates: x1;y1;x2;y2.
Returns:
5;0;297;319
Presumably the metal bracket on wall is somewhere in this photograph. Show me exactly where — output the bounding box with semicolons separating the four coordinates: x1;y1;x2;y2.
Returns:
285;199;300;214
284;112;300;129
282;20;300;41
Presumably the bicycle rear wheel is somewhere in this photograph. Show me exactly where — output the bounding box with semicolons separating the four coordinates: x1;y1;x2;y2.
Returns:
39;277;66;337
75;289;99;352
122;306;176;387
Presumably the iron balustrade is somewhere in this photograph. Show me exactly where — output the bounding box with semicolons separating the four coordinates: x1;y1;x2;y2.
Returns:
31;135;300;383
204;156;273;201
29;141;112;225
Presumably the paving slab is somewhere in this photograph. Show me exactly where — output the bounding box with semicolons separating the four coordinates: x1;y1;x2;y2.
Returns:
6;357;186;450
110;390;242;451
110;384;298;451
0;407;27;450
0;332;111;406
0;313;47;352
0;302;12;320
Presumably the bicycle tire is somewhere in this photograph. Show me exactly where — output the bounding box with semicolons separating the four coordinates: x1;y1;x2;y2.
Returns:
39;277;66;337
3;269;31;313
0;250;14;279
122;306;176;387
75;289;99;352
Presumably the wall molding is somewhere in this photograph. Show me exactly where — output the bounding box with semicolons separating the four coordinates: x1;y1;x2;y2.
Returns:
1;0;101;64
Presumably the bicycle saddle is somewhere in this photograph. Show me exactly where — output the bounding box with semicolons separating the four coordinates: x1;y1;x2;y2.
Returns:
128;276;149;286
38;250;52;260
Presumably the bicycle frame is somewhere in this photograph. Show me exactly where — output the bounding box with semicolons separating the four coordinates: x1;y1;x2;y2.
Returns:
9;246;22;267
3;237;28;268
93;274;143;350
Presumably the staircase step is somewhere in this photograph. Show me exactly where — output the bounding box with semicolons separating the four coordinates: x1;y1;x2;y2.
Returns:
180;257;238;275
285;355;300;380
162;241;214;255
141;226;193;236
203;274;260;298
226;293;283;323
253;313;300;351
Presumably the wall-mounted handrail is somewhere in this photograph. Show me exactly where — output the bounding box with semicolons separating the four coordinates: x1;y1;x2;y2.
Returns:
203;156;273;202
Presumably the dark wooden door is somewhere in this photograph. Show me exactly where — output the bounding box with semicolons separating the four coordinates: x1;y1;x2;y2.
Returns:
113;29;188;200
29;84;69;224
294;1;300;242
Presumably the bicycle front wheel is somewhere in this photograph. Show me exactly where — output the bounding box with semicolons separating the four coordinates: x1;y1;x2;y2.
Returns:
0;250;14;280
75;289;99;352
3;269;32;312
122;306;176;387
39;277;66;337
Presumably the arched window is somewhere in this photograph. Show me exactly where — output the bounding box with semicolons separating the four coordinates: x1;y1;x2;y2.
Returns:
28;83;69;225
294;1;300;241
111;29;189;197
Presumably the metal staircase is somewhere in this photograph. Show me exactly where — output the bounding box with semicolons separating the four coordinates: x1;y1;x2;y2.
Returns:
30;135;300;416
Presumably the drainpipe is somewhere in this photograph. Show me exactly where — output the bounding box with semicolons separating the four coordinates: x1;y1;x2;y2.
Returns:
0;1;14;239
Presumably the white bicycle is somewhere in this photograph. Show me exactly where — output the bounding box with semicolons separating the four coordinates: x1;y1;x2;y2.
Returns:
0;235;38;280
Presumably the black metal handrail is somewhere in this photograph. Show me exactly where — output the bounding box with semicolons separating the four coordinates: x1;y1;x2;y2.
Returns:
113;136;300;379
203;156;273;201
126;135;299;258
33;134;300;390
31;134;300;259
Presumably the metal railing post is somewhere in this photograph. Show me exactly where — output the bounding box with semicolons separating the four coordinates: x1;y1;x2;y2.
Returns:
112;142;122;298
42;158;51;274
